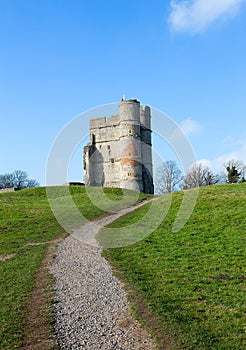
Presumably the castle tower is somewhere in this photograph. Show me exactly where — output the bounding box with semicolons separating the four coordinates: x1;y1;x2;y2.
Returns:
119;99;143;192
83;98;154;194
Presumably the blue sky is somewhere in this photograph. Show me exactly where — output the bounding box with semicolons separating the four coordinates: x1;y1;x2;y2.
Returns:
1;0;246;185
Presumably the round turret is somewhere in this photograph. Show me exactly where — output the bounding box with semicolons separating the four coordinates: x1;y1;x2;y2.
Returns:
119;99;141;140
119;99;143;192
119;99;140;123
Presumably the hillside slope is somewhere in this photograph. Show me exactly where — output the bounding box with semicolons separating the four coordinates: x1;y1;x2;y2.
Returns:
102;184;246;349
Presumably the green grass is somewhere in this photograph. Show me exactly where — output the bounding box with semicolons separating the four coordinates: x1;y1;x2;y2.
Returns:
0;186;151;256
0;245;46;349
0;185;151;349
101;184;246;349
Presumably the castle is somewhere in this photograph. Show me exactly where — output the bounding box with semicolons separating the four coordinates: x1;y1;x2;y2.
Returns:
83;99;154;194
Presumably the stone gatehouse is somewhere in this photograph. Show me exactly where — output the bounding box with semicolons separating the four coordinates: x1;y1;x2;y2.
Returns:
83;99;154;194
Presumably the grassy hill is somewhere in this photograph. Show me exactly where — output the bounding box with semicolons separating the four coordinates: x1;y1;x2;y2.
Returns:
101;184;246;349
0;186;151;349
1;184;245;349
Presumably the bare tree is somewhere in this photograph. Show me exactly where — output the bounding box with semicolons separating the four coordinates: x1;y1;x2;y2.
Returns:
13;170;29;190
183;163;219;189
26;178;40;188
0;170;39;190
0;173;15;189
155;160;183;194
203;169;220;186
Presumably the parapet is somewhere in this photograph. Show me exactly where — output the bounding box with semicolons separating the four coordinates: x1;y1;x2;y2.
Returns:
108;114;120;125
90;117;106;129
120;98;140;103
90;115;120;130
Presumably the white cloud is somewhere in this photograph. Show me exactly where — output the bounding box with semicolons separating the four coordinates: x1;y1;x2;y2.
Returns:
179;118;202;136
168;0;245;34
197;138;246;173
169;118;202;145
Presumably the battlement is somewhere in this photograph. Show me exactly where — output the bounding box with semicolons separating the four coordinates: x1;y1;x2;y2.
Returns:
108;114;120;125
120;98;140;104
90;117;106;129
90;115;120;129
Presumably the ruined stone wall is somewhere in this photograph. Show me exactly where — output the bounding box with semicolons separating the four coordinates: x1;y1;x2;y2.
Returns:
0;187;15;193
84;115;122;187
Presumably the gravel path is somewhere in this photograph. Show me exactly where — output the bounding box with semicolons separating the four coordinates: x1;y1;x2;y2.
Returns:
50;202;156;350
